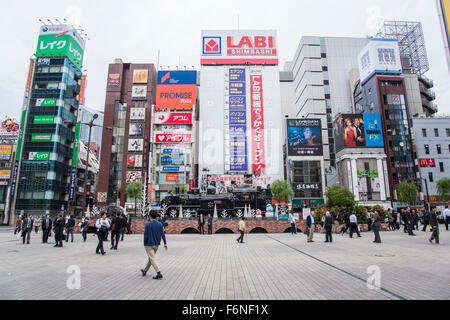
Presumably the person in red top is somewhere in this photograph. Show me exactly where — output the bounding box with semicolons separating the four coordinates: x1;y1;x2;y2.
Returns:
344;119;357;147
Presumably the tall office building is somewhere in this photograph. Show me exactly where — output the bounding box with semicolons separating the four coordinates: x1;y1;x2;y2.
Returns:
198;30;284;191
10;24;87;218
97;60;156;210
437;0;450;71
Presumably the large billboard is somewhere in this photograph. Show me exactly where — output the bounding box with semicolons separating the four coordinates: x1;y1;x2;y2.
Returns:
132;86;147;100
36;25;85;69
133;69;148;83
358;38;402;84
334;114;384;152
201;30;278;65
156;85;196;110
250;73;265;173
0;119;20;140
157;71;197;85
0;145;12;161
287;119;323;156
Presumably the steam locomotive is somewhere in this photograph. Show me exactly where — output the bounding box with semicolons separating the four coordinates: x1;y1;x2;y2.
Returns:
160;187;273;218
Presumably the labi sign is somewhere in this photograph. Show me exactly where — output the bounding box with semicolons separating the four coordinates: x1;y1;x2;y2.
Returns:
28;152;50;161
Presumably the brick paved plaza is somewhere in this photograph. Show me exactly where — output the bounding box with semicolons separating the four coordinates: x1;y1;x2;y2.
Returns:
0;227;449;300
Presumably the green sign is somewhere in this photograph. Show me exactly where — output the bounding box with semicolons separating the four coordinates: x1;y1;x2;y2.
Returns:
36;98;57;107
33;116;54;124
36;31;84;69
31;133;52;142
28;152;50;161
357;170;379;178
15;110;27;162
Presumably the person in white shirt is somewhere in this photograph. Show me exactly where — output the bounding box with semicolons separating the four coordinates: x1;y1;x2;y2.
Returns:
95;213;110;255
444;206;450;231
349;212;361;238
289;213;297;235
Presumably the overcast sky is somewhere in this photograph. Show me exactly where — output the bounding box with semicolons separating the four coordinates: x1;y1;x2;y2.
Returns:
1;0;449;121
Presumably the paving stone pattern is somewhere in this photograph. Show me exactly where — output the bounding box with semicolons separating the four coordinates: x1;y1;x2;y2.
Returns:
0;227;449;300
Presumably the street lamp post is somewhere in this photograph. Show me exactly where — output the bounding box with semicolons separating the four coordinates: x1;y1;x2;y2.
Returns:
65;114;112;216
418;177;430;211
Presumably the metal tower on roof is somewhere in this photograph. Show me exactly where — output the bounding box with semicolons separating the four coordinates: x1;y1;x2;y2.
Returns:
376;21;429;76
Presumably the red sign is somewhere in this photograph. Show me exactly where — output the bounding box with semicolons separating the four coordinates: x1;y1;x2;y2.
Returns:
26;59;35;93
154;112;192;124
189;179;194;191
250;75;265;173
79;75;87;106
108;74;120;87
155;134;191;144
166;173;179;183
227;36;277;56
419;158;436;167
156;85;196;110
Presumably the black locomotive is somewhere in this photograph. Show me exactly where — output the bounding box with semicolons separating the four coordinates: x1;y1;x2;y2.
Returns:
160;187;273;218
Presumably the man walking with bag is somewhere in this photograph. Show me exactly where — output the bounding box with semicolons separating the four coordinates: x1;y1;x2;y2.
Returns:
141;212;168;280
429;208;440;244
22;214;34;244
42;215;52;244
349;212;361;238
95;213;110;255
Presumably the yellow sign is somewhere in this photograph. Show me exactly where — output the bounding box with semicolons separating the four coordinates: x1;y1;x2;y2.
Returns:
133;69;148;84
442;0;450;41
0;170;11;179
0;145;12;155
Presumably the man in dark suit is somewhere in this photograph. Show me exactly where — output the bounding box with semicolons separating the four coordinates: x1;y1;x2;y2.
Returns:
198;214;205;235
65;215;75;242
53;215;65;247
126;215;133;234
42;215;53;243
429;208;440;244
22;214;34;244
110;214;125;250
324;211;333;243
207;214;213;235
422;208;430;232
405;208;416;236
372;211;382;243
353;118;365;147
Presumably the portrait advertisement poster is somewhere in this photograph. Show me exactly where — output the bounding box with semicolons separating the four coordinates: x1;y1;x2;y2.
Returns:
97;192;107;203
132;86;147;100
287;119;323;156
127;154;143;168
133;69;148;84
371;178;381;192
129;123;144;136
363;114;384;147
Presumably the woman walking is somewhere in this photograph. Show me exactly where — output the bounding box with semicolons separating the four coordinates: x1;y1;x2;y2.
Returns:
34;216;41;234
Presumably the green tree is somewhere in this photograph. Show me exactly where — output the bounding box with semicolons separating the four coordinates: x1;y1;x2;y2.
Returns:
397;180;418;205
270;180;294;203
324;185;355;210
436;178;450;202
126;182;142;216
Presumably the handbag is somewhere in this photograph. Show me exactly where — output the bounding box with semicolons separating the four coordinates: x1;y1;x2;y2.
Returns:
303;227;309;235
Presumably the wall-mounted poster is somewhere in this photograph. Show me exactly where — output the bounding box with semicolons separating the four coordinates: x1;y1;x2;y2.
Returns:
126;171;142;184
130;108;146;121
128;139;144;152
129;123;144;136
127;154;143;168
133;69;148;83
132;86;147;100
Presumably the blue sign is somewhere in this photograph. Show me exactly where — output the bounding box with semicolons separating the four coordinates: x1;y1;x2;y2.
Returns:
363;114;384;147
162;148;184;154
9;160;19;198
162;166;182;172
228;68;248;172
161;156;184;165
157;71;197;85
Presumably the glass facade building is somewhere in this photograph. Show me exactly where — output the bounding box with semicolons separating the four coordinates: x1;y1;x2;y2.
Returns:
15;57;82;214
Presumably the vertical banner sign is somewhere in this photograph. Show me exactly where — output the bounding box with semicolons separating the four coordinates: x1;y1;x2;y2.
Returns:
250;74;265;173
79;75;87;106
11;59;35;199
229;68;248;172
69;118;82;201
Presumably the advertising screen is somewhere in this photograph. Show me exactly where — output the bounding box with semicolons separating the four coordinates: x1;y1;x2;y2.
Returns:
34;116;54;124
287;119;323;156
28;152;50;161
36;98;57;107
0;145;12;161
334;114;383;152
31;133;52;142
133;69;148;83
156;85;196;110
0;170;11;179
201;30;278;65
154;112;192;124
36;25;85;69
0;119;20;139
157;71;197;85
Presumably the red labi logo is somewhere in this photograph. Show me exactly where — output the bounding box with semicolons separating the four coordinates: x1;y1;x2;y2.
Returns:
204;37;221;53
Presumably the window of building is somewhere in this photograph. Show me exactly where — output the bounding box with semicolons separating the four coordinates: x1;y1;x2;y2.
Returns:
446;128;450;137
422;128;427;137
425;144;429;154
439;162;445;172
434;128;439;137
437;144;442;154
428;172;434;183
